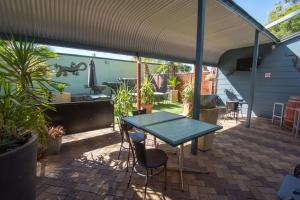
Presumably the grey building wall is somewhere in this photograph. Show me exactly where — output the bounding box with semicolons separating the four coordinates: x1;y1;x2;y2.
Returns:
216;35;300;118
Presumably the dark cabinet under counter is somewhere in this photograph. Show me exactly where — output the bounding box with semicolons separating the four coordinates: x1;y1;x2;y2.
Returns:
46;100;114;134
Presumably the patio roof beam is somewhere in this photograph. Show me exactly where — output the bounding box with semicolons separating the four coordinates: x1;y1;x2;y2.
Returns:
245;29;260;128
191;0;206;155
136;56;141;110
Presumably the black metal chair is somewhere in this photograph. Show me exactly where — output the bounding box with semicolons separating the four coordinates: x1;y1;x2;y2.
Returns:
117;119;146;172
127;139;168;198
294;164;300;177
226;101;239;122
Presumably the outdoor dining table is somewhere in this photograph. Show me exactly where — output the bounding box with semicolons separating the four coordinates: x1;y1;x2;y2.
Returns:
122;111;222;191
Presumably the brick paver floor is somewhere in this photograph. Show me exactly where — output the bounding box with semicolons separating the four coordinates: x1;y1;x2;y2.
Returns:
36;118;300;200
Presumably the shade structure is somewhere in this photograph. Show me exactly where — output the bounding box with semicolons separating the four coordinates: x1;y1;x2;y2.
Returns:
88;60;97;88
0;0;279;64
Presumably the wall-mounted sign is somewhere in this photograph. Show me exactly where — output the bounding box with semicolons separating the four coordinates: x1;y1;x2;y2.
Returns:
55;62;87;77
264;72;271;78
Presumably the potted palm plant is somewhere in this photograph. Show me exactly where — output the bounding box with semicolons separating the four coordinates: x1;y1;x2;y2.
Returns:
167;76;180;102
0;38;58;200
182;83;193;117
140;77;155;113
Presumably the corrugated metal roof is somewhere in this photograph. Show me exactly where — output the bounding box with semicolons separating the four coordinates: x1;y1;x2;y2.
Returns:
0;0;278;65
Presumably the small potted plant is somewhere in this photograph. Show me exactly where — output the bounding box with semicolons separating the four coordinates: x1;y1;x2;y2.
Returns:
167;76;180;102
141;77;155;113
47;125;65;154
52;83;71;103
182;83;193;117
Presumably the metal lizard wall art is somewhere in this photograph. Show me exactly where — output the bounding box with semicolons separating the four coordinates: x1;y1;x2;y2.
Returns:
55;62;88;77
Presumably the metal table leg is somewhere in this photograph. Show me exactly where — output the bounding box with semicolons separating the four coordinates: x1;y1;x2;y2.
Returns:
179;144;184;191
167;144;209;191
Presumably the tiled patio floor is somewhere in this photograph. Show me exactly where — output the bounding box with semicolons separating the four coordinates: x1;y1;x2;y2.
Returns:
36;118;300;200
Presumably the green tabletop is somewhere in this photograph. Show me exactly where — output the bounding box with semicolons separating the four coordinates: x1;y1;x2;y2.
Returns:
144;118;222;147
122;111;185;128
122;111;222;147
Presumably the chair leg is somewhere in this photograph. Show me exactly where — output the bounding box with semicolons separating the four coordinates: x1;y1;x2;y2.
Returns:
127;162;135;188
117;141;123;160
144;169;149;199
164;164;167;191
126;146;130;172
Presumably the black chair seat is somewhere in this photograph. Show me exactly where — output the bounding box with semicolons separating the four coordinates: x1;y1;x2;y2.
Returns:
144;149;168;168
129;131;146;142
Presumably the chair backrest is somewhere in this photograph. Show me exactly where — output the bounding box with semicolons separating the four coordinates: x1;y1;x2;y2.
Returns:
132;140;147;166
119;119;132;142
226;101;239;111
132;109;147;116
294;164;300;177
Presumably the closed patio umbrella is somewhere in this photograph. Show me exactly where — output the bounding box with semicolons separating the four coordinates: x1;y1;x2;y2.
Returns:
88;59;97;88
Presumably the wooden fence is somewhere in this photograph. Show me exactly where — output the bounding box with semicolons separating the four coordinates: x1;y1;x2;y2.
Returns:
151;70;216;102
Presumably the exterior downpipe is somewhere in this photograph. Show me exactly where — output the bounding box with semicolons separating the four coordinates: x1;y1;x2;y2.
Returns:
191;0;206;155
245;30;260;128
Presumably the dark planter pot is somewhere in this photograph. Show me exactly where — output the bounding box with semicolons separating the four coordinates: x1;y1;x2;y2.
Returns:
0;134;38;200
47;137;62;155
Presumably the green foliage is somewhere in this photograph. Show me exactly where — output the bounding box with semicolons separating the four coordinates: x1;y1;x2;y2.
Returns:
155;64;170;74
113;83;134;118
182;84;194;103
167;76;180;90
140;77;155;104
180;65;192;73
0;37;58;153
267;1;300;38
56;83;68;93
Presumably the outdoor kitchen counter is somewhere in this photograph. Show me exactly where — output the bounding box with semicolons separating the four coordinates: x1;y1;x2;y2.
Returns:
46;100;114;134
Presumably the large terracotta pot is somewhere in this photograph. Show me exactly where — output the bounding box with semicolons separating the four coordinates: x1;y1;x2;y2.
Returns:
169;90;178;102
141;103;153;114
0;134;38;200
198;108;219;151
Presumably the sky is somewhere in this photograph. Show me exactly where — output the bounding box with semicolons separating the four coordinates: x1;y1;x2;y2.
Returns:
234;0;278;25
50;0;279;61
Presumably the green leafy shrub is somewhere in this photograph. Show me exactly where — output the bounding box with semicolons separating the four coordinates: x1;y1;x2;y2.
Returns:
0;38;59;154
113;83;134;119
167;76;180;90
140;77;155;104
182;84;194;103
56;83;68;93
